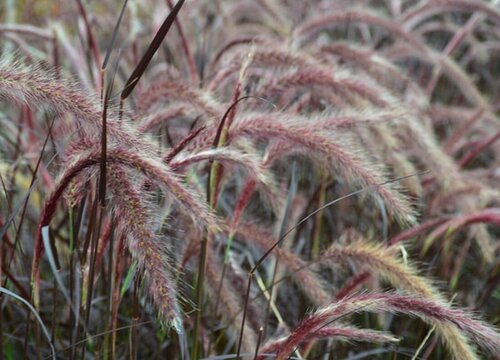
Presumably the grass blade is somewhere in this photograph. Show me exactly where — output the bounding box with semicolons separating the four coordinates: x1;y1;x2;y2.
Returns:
121;0;185;100
102;0;129;70
0;286;56;360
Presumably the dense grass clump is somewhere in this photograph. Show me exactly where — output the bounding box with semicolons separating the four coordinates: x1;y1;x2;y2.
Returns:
0;0;499;359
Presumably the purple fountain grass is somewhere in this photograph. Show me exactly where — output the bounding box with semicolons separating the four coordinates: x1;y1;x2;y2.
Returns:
318;43;411;86
319;235;440;299
425;192;498;263
316;108;408;130
400;0;500;30
318;231;494;360
304;325;400;344
294;9;427;52
459;131;500;167
294;7;489;109
38;145;217;231
442;109;485;155
0;59;102;131
137;77;222;122
0;24;54;41
163;126;207;163
295;32;497;237
107;164;182;331
102;147;218;229
316;44;431;111
229;178;257;233
259;325;399;356
423;208;500;255
256;67;390;108
33;145;201;330
208;47;319;92
227;113;415;223
169;147;283;211
423;11;484;98
209;36;271;71
387;44;488;108
0;57;159;153
334;272;372;301
31;143;218;308
389;217;451;245
257;292;500;360
137;104;189;133
1;0;499;358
